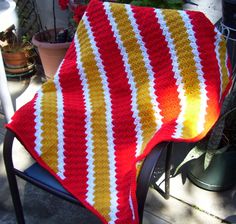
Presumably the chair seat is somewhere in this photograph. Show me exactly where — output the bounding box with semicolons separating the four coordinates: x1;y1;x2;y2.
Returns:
24;163;70;195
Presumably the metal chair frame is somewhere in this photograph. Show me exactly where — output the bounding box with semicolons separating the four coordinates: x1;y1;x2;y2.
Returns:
3;129;172;224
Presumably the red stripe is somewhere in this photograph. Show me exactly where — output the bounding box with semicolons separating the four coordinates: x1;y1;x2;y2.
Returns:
132;6;181;139
87;1;137;223
227;55;232;77
7;96;37;153
58;42;89;201
187;11;221;132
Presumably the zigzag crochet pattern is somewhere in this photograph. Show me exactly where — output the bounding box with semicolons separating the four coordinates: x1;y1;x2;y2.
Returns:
7;0;232;223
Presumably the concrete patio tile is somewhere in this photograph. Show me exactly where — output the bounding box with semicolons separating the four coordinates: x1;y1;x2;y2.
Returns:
145;188;227;224
158;175;236;222
0;178;102;224
143;210;170;224
21;182;102;224
0;114;5;139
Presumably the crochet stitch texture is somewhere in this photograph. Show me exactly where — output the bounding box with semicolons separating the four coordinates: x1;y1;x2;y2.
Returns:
7;0;232;223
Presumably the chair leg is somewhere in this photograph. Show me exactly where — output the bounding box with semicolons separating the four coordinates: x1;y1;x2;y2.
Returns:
164;142;173;199
3;130;25;224
6;168;25;224
153;142;173;199
136;142;168;223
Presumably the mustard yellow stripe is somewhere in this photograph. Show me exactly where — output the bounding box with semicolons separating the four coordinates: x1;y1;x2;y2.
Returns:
219;37;230;94
110;4;157;149
41;81;58;173
77;22;111;221
163;10;201;138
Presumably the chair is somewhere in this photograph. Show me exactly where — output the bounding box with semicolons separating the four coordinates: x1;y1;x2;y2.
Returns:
3;128;172;224
3;1;230;223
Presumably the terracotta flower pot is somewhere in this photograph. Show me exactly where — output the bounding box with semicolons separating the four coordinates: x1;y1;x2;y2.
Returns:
32;29;71;79
2;46;35;77
2;48;30;68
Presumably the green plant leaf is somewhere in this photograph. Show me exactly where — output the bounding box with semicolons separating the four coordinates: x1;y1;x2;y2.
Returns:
130;0;183;8
130;0;143;6
208;107;236;150
131;0;154;6
173;141;207;176
167;0;183;3
207;118;225;150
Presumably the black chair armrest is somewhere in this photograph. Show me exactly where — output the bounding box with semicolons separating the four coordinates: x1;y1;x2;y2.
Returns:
137;142;169;222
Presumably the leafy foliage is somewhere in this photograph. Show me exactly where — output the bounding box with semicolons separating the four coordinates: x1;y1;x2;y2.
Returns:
0;25;33;52
120;0;184;9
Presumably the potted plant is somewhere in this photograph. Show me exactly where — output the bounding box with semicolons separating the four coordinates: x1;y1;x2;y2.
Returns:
0;25;35;78
172;0;236;192
32;28;72;80
32;0;83;80
174;80;236;191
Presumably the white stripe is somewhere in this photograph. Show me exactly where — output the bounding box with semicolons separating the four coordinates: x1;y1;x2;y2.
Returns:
224;51;232;96
125;4;163;132
83;14;118;222
104;2;144;158
214;27;224;101
34;89;43;156
54;61;65;180
128;190;135;221
155;9;186;139
74;34;96;205
225;50;231;78
179;11;208;135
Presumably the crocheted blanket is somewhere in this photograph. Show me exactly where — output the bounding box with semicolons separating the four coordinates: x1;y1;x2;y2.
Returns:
7;0;232;223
